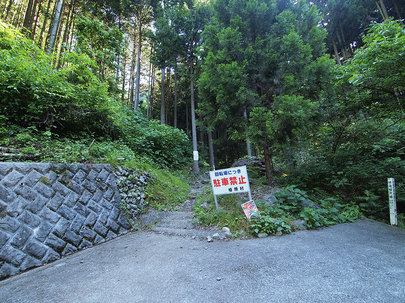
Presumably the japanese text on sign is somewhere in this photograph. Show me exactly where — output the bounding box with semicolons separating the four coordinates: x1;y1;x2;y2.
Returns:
209;166;250;196
387;178;397;226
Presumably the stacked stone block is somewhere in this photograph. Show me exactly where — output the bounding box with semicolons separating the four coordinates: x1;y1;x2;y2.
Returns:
0;163;130;280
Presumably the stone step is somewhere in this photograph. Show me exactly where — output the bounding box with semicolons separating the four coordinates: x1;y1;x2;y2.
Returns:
156;218;196;230
150;226;227;240
159;211;194;220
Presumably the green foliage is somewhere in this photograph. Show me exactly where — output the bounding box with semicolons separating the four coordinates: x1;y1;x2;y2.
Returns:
113;107;192;168
249;215;291;236
0;124;136;164
198;0;331;169
193;189;249;232
0;22;191;170
0;21;116;136
273;185;310;214
288;116;405;219
282;20;405;221
346;19;405;112
299;201;360;229
193;183;360;237
75;16;126;84
398;214;405;230
250;187;360;235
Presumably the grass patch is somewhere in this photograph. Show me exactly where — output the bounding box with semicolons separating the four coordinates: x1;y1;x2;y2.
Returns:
145;168;190;210
193;188;250;234
397;213;405;229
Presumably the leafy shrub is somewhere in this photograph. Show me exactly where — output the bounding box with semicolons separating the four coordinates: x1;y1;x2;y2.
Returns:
113;107;191;168
193;183;361;237
251;187;361;234
0;22;116;136
286;118;404;220
299;202;360;229
0;22;191;169
273;185;311;214
249;215;292;236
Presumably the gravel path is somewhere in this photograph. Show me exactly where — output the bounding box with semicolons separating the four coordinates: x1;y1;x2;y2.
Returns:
1;180;405;302
1;219;404;303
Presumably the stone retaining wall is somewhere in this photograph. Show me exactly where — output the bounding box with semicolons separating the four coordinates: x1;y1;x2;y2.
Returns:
0;162;143;280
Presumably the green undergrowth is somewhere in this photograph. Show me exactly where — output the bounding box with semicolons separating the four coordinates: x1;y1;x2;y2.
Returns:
145;168;190;210
193;188;250;236
115;159;190;211
0;23;191;170
193;185;362;237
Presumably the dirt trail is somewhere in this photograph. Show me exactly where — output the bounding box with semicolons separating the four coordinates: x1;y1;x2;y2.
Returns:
138;178;228;240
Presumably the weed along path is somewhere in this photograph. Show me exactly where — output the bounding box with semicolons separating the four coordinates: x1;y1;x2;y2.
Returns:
1;181;405;302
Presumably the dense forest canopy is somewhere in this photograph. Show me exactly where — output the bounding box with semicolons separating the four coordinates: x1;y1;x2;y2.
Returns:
0;0;404;222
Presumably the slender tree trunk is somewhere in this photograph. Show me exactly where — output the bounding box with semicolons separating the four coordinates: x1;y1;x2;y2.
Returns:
332;37;342;65
22;0;35;34
32;0;43;39
146;59;152;119
134;21;143;110
208;127;215;170
336;30;348;60
28;0;39;38
263;136;273;186
121;54;127;102
66;0;76;49
174;70;178;128
58;0;74;67
392;0;401;19
47;0;64;54
46;2;58;49
39;0;53;48
165;67;171;125
129;30;137;106
1;0;9;17
150;65;155;118
190;64;200;174
160;67;166;124
244;108;252;156
4;0;14;22
53;2;67;66
376;0;389;20
14;2;25;28
186;100;189;134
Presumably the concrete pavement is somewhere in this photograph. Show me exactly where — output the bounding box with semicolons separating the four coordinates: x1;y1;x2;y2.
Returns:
1;219;404;303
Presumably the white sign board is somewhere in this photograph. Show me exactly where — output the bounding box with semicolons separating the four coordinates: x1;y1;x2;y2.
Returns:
387;178;397;226
193;151;199;161
209;166;251;196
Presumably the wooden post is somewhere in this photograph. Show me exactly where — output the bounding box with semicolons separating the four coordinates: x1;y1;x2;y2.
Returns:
387;178;398;226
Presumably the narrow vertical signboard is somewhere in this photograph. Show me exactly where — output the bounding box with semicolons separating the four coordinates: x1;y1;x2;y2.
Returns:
387;178;397;226
241;200;260;221
209;166;252;211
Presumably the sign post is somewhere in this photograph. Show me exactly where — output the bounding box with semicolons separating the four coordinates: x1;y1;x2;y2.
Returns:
209;166;252;212
387;178;397;226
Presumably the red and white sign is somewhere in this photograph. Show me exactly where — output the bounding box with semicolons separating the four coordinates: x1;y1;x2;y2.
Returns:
209;166;251;196
241;200;260;220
